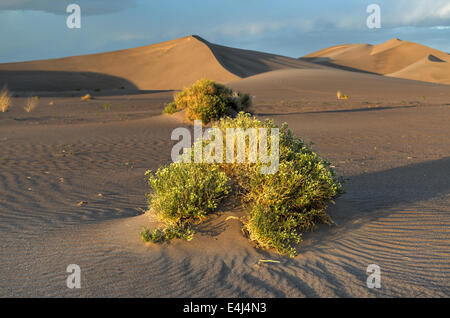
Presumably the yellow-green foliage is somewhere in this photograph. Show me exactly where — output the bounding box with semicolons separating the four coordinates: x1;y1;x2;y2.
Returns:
214;113;342;256
142;163;230;242
0;86;12;113
162;102;179;114
145;112;342;256
164;79;252;123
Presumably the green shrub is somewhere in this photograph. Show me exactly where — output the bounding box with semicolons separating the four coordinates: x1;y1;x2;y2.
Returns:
144;112;342;256
242;154;341;257
208;113;341;256
144;163;230;241
140;224;194;243
165;78;252;123
163;101;180;114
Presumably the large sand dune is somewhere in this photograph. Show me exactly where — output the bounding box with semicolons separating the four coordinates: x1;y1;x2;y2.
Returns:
303;38;450;84
0;35;319;92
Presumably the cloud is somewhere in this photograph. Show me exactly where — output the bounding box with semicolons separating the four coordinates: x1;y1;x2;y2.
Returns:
383;0;450;27
0;0;137;15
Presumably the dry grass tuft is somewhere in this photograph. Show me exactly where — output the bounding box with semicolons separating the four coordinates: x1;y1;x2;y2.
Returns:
81;94;92;101
337;90;349;100
24;97;38;113
0;86;12;112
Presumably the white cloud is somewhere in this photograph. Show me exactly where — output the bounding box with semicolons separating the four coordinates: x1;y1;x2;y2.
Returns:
385;0;450;27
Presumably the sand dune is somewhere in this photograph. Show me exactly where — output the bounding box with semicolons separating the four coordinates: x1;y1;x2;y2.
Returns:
303;38;450;84
229;68;450;104
0;36;238;91
0;35;319;92
389;54;450;85
198;36;323;78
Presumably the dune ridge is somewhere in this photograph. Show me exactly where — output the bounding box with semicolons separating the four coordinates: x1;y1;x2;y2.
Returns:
0;36;239;91
0;35;320;92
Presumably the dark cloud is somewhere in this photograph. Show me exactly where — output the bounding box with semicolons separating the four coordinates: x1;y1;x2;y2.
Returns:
0;0;137;15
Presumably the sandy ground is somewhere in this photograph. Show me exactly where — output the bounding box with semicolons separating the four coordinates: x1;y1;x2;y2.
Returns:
0;36;449;297
1;86;449;297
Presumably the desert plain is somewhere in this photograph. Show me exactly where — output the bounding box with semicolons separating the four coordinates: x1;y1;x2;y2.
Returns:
0;35;449;297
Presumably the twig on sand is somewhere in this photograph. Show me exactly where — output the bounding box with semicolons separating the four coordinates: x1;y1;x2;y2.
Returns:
258;259;281;265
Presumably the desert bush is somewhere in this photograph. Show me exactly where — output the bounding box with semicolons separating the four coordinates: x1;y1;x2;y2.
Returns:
0;86;12;112
210;113;342;256
144;162;230;242
164;79;252;123
145;112;341;256
242;153;341;257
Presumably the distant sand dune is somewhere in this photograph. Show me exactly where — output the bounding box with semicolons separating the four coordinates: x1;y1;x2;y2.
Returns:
1;36;448;92
303;38;450;84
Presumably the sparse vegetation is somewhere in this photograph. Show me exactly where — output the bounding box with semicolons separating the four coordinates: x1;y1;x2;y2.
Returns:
0;86;12;112
103;102;111;110
24;97;38;113
144;111;342;257
81;94;92;101
163;78;252;123
215;114;342;257
140;224;195;243
337;90;349;100
163;101;179;114
143;163;230;243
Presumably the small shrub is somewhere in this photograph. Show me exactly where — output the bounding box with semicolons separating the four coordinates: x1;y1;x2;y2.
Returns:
103;102;111;110
165;79;252;123
162;101;179;114
145;162;230;240
144;112;342;256
24;97;38;113
140;224;194;243
0;86;12;112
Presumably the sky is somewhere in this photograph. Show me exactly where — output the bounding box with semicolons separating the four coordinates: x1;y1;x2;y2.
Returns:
0;0;449;63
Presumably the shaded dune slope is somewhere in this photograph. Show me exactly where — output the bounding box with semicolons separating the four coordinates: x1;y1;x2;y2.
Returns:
194;35;323;78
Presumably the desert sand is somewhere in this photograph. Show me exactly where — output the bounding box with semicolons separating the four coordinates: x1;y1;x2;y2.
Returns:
0;36;449;297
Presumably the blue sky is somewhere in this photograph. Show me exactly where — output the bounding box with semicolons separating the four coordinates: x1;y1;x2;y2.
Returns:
0;0;449;63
